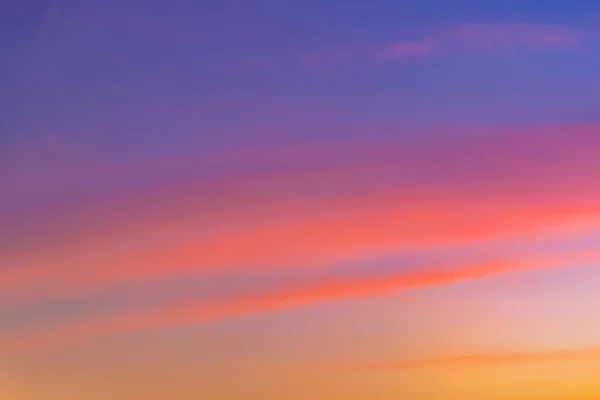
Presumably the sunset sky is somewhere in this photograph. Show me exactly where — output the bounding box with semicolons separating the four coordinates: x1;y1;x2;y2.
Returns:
3;1;600;399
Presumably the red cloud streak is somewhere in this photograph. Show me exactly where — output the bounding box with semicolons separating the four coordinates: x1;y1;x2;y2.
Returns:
3;123;600;302
6;246;599;354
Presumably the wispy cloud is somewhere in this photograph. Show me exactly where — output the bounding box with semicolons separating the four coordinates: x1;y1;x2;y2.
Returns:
376;39;436;60
3;186;600;308
3;123;600;304
446;22;582;49
369;346;600;370
241;22;584;70
5;246;599;353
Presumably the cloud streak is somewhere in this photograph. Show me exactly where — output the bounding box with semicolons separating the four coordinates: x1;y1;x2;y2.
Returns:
3;123;600;304
5;246;599;353
369;346;600;370
242;22;584;70
446;22;582;49
3;189;600;305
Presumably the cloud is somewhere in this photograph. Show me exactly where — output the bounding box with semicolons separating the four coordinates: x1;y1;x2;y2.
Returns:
5;246;599;353
447;22;582;49
379;22;583;61
3;123;600;304
242;22;583;70
369;346;600;370
3;190;600;304
376;39;436;59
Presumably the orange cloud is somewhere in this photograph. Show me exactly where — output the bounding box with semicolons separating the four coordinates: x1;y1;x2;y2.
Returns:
369;346;600;370
6;246;599;353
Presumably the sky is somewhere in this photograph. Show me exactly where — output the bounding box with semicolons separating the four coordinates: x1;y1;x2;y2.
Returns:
2;1;600;399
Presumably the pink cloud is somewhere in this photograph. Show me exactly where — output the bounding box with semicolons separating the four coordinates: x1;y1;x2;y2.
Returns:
3;123;600;306
5;246;600;353
376;39;436;59
448;22;582;49
240;22;583;70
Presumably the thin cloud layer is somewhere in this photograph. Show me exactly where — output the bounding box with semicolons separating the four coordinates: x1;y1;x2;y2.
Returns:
446;22;581;49
370;346;600;369
5;246;599;353
243;22;584;70
5;2;600;398
3;123;600;307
